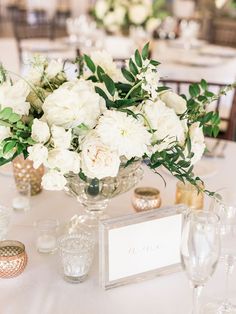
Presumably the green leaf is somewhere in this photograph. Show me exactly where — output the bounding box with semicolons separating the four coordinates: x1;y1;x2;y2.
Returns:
9;113;21;123
84;54;96;73
97;66;105;82
150;60;160;66
129;59;138;76
200;79;208;90
142;43;149;60
0;120;11;127
121;68;135;83
189;83;200;97
106;99;117;108
95;86;108;100
134;49;142;67
0;107;13;120
3;140;16;154
102;74;116;96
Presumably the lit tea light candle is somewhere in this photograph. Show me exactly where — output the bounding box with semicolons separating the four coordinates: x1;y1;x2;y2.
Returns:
35;219;58;254
12;196;30;212
37;235;57;254
132;187;161;212
175;181;204;210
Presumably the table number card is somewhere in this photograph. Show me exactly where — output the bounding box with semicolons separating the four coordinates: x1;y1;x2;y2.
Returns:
99;205;186;290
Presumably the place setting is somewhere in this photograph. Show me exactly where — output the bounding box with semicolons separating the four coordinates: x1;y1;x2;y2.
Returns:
0;0;236;313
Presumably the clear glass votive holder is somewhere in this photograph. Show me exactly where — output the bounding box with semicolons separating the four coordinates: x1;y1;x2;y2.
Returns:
0;205;11;240
132;187;162;212
58;233;95;283
36;219;58;254
175;181;204;210
12;181;31;212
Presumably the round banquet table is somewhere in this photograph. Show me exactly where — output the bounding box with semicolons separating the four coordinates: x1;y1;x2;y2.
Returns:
0;139;235;314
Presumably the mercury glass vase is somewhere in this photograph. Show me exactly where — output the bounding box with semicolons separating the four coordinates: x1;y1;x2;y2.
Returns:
65;161;143;228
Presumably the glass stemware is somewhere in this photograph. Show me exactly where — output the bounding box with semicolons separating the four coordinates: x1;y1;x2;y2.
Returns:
181;211;220;314
204;189;236;314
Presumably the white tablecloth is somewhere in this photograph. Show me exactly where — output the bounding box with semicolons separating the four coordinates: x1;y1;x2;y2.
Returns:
0;139;236;314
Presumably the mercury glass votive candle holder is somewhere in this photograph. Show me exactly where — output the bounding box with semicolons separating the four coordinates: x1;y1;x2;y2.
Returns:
132;187;162;212
58;232;95;283
0;240;27;278
12;155;44;196
175;181;204;210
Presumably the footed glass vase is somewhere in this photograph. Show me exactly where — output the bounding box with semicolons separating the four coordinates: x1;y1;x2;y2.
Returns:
65;161;143;229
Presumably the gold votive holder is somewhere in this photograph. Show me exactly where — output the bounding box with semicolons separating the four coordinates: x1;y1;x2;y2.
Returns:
0;240;28;278
132;187;161;212
12;155;44;196
175;181;204;210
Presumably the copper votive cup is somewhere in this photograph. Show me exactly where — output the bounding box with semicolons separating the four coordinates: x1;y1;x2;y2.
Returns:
132;187;161;212
175;181;204;210
0;240;27;278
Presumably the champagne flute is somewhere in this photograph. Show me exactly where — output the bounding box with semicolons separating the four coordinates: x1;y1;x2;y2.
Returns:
181;211;220;314
204;189;236;314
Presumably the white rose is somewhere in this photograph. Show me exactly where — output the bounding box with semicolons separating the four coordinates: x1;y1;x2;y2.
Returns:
45;59;63;79
114;6;126;24
143;99;186;151
31;118;50;144
160;91;187;115
128;4;150;25
47;149;80;174
96;110;151;160
0;80;30;115
0;126;11;142
42;171;67;191
95;0;109;19
42;79;102;128
188;122;205;165
146;17;161;33
81;131;120;179
51;125;71;149
27;144;48;169
104;12;120;33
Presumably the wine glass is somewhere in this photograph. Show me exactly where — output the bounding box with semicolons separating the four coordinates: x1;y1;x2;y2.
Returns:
181;211;221;314
204;189;236;314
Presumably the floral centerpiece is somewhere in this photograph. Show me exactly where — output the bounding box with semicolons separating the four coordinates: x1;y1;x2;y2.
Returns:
0;44;235;222
92;0;168;35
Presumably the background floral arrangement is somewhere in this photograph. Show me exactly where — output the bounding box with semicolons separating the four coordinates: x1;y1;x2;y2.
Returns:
0;43;234;194
92;0;168;34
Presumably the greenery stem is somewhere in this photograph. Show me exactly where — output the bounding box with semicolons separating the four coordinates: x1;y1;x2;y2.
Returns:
125;81;142;99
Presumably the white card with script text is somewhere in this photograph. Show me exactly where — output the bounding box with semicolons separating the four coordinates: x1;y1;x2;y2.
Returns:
108;214;182;281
